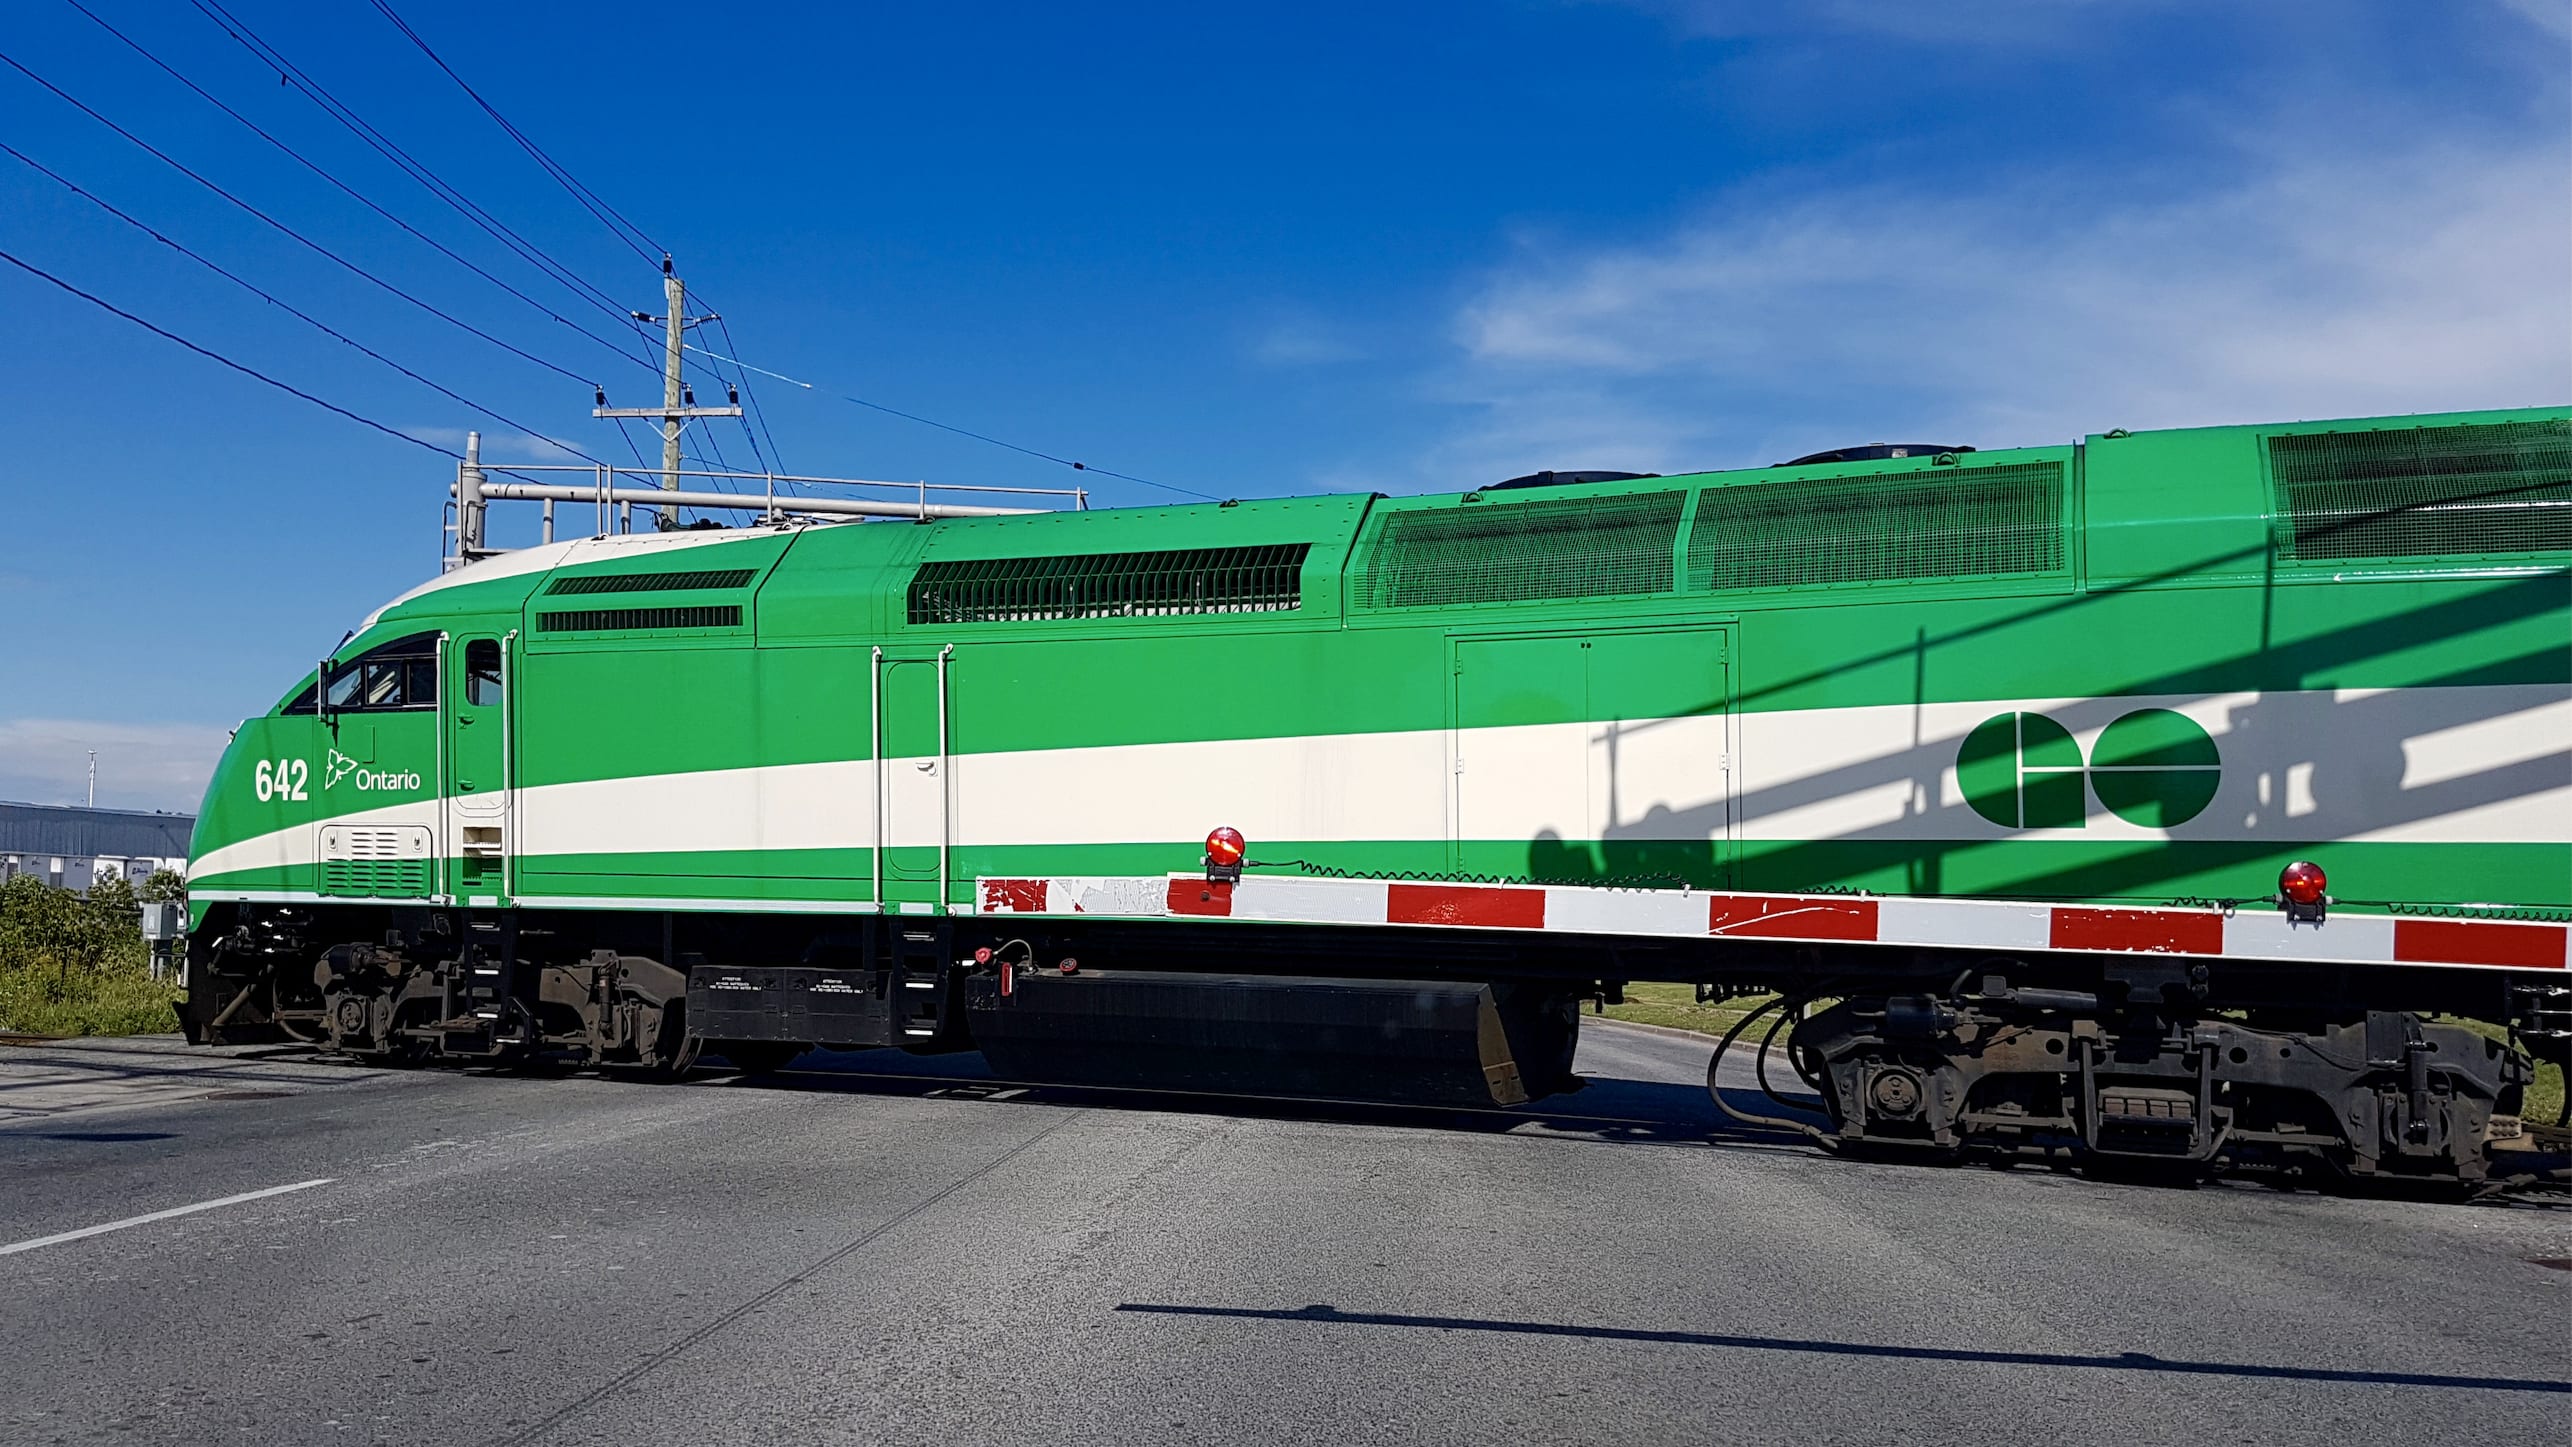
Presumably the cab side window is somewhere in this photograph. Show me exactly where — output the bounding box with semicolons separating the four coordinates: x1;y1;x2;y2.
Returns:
465;639;503;707
287;632;441;714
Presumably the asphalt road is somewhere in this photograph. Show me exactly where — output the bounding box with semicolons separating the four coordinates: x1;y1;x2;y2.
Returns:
2;1023;2566;1447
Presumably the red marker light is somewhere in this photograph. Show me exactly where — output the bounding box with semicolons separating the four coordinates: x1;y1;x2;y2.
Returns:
973;946;994;965
2278;861;2328;906
1205;826;1246;868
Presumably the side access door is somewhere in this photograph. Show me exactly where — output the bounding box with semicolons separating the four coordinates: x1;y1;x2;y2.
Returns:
1451;625;1733;887
874;647;955;909
445;632;514;904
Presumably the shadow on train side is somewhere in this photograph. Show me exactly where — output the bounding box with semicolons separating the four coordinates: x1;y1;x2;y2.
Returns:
1108;1302;2572;1396
1523;561;2566;904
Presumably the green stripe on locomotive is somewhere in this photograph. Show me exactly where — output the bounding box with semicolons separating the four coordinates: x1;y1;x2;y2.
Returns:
189;406;2572;915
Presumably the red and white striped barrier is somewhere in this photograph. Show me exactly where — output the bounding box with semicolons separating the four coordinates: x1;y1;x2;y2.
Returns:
974;874;2569;974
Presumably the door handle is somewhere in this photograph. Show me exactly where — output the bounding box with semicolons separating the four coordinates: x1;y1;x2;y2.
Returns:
916;760;937;773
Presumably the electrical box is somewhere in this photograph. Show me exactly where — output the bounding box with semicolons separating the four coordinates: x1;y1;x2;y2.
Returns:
138;901;184;941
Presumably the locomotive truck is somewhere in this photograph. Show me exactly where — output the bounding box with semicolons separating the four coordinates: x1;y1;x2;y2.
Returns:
180;406;2572;1188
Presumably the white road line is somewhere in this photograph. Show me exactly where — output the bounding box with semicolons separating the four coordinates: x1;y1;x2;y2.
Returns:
0;1178;335;1257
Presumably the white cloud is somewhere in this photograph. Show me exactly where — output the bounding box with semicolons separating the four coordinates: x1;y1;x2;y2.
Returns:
2495;0;2571;40
0;718;231;815
1442;125;2572;470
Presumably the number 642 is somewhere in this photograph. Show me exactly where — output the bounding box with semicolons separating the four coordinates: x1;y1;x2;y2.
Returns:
254;757;308;802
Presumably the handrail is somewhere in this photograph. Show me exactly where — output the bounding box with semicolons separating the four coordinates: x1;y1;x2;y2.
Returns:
936;644;955;915
465;481;1030;521
500;628;518;904
461;462;1087;498
445;459;1086;568
434;631;448;904
870;645;884;914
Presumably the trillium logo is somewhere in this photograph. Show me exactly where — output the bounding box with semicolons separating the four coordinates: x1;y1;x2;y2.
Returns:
321;748;422;793
1957;708;2221;829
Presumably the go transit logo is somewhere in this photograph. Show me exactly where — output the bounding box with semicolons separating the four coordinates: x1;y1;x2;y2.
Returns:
321;748;422;794
1957;708;2220;829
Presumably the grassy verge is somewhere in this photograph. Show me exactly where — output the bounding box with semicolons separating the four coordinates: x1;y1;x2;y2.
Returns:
1597;982;1778;1039
1594;984;2567;1126
0;958;184;1037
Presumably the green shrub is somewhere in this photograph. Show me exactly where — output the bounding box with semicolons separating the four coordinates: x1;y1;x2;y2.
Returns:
0;874;181;1036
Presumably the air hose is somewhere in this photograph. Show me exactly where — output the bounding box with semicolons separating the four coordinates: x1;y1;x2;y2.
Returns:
1706;993;1834;1143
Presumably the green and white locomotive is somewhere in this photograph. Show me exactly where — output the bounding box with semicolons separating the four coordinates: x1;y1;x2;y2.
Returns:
182;405;2572;1187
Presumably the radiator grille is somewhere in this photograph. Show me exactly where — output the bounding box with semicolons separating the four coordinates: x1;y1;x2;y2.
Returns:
2269;420;2572;562
1688;461;2064;591
538;605;742;632
318;824;432;898
1352;491;1686;609
544;568;757;595
320;858;432;898
907;545;1310;624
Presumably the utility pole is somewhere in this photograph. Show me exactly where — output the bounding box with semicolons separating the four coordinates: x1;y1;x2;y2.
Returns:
595;256;741;529
660;263;685;506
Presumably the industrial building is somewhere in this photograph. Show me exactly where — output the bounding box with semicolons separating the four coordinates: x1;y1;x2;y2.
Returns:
0;801;194;894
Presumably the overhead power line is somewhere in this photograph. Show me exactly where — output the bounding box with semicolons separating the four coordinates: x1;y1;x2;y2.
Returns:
3;141;604;466
184;0;657;350
711;313;790;479
0;45;606;389
312;1;791;494
0;242;460;458
225;0;1189;507
681;343;1216;501
364;0;666;266
61;0;658;381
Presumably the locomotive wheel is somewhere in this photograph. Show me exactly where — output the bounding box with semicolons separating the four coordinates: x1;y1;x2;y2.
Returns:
614;1036;701;1084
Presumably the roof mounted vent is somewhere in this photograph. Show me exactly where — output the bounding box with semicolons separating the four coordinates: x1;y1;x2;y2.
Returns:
1486;469;1661;491
1354;490;1686;609
907;545;1310;624
1777;444;1973;468
2269;419;2572;563
1691;460;2063;590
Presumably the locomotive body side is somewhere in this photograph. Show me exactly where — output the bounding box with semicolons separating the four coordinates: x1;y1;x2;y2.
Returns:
186;406;2572;917
177;406;2571;1183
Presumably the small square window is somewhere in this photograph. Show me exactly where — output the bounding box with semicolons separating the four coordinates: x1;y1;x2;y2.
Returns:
466;640;504;706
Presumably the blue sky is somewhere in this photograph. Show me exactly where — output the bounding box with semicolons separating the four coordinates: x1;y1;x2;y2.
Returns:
2;0;2565;811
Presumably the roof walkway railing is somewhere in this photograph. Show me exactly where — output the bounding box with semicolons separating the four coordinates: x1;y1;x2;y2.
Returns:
443;429;1088;569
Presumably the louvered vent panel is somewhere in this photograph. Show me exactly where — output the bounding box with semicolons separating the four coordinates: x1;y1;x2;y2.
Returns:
2269;420;2572;562
538;605;742;632
1687;462;2064;591
545;569;757;595
1352;491;1686;609
320;858;430;898
907;545;1310;624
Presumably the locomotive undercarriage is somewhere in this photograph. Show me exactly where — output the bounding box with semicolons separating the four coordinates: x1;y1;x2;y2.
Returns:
183;902;2567;1192
1767;974;2556;1190
184;904;949;1075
